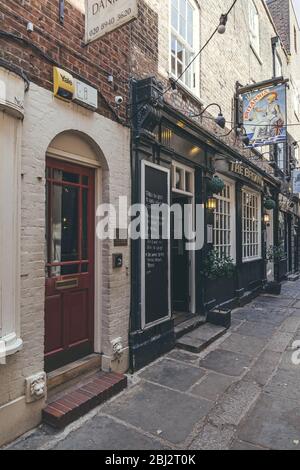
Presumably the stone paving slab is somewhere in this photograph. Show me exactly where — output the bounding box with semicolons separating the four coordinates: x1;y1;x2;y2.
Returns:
236;320;277;339
166;349;199;365
208;380;261;427
230;439;266;450
220;333;266;358
237;393;300;450
139;358;205;392
264;368;300;401
199;349;253;377
254;296;295;308
244;350;282;386
101;381;214;445
52;415;168;450
189;372;236;401
266;331;294;353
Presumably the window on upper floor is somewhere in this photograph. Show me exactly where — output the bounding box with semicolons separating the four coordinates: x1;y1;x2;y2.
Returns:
170;0;199;94
274;51;282;77
249;0;260;56
294;26;298;53
276;142;286;172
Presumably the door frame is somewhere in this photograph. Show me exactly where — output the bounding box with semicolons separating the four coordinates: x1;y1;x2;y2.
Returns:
46;148;103;357
171;161;196;315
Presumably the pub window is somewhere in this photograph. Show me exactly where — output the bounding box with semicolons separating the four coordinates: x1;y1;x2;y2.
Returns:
170;0;199;93
276;142;286;171
172;162;194;195
249;0;260;56
213;180;236;261
242;189;261;261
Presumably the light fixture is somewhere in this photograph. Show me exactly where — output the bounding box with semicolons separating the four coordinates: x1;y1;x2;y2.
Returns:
237;126;250;146
190;103;226;129
218;14;228;34
263;213;270;224
215;113;226;129
206;196;217;211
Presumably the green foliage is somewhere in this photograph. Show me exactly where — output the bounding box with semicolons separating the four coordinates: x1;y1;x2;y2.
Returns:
266;244;286;262
264;198;276;211
208;176;225;195
201;249;236;280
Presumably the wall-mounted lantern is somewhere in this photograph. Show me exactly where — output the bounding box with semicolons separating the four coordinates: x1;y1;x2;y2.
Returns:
263;213;271;225
206;196;217;211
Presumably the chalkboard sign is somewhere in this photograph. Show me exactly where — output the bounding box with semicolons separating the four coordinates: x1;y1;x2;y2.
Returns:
141;161;170;327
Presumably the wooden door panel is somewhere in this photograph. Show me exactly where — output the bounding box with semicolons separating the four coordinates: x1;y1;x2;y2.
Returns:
45;295;63;355
65;290;89;346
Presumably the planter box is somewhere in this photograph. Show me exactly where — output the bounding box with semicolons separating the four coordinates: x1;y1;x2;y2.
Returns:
264;281;282;296
207;308;231;329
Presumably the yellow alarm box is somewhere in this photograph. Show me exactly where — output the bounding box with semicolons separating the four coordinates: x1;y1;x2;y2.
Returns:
53;67;75;102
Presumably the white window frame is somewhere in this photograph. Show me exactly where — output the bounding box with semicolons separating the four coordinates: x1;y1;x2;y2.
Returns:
213;176;236;263
242;188;262;262
249;0;260;57
172;161;194;196
169;0;200;96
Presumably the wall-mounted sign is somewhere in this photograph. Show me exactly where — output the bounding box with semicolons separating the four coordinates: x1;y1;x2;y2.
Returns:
73;79;98;110
229;162;264;187
53;67;75;102
141;161;170;328
85;0;138;44
293;169;300;194
241;83;287;148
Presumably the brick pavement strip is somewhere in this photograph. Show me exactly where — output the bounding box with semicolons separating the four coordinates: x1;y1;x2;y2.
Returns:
6;280;300;451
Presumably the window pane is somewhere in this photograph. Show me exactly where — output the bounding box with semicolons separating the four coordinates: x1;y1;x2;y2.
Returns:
53;169;79;184
187;4;193;47
51;184;79;264
82;189;88;259
177;41;184;63
171;0;178;29
179;15;186;38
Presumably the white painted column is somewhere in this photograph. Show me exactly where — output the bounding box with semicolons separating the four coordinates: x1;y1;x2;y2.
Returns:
0;67;24;358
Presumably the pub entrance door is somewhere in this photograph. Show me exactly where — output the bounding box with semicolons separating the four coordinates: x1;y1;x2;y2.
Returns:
45;158;95;372
171;196;190;314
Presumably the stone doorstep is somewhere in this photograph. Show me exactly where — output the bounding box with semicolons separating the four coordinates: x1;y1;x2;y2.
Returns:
176;323;227;354
287;273;300;282
42;372;127;429
47;354;102;393
174;315;206;339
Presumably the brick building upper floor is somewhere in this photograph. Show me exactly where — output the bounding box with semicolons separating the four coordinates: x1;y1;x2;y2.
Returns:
1;0;300;181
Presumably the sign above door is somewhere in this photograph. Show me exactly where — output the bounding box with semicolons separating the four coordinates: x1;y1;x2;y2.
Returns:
85;0;138;44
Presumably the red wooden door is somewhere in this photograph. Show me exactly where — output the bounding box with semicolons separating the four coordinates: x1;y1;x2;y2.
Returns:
45;158;95;372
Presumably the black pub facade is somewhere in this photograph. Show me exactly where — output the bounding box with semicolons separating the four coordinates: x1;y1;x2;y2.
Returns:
129;77;297;371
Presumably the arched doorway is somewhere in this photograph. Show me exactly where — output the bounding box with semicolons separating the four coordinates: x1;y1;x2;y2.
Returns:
44;131;105;372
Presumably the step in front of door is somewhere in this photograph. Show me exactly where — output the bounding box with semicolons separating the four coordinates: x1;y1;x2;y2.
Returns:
42;372;127;429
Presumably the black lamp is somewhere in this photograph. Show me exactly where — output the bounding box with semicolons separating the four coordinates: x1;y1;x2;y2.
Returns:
190;103;226;129
218;14;228;34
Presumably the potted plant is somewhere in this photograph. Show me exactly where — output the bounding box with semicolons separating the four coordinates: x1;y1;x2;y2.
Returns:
201;248;235;280
264;244;286;295
202;249;235;328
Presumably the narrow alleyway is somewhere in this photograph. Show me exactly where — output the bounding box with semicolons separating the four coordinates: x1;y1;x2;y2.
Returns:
7;280;300;451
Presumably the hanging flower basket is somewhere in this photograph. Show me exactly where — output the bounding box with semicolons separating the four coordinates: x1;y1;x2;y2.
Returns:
208;176;225;195
264;198;276;211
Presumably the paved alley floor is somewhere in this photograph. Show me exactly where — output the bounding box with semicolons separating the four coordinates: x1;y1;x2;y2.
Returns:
6;280;300;450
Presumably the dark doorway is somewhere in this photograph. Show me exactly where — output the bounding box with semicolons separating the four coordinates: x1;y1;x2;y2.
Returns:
171;196;190;314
